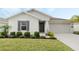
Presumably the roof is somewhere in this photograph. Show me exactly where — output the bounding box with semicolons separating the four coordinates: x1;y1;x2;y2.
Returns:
0;8;67;21
0;19;8;24
28;9;66;20
0;18;4;20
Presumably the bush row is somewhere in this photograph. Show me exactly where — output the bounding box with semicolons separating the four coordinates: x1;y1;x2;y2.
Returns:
10;32;40;38
0;32;40;38
0;32;56;39
73;31;79;35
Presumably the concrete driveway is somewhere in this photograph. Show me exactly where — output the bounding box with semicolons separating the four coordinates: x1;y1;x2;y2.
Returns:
55;34;79;51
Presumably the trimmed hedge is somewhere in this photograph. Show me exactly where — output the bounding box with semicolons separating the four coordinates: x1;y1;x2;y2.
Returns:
47;32;54;36
0;31;56;39
0;32;8;38
16;32;23;37
73;31;79;35
0;32;5;38
24;32;30;38
45;32;56;39
10;32;16;38
34;32;40;38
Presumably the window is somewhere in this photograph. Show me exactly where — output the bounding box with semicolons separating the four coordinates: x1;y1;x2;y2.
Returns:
18;21;29;31
21;26;26;30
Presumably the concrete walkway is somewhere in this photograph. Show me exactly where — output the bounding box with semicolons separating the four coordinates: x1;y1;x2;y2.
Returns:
55;34;79;51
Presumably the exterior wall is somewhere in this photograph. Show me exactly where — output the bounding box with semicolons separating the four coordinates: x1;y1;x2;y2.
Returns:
45;21;49;33
49;20;73;33
49;19;71;23
27;10;50;21
8;11;50;34
4;10;74;34
73;23;79;31
28;10;50;33
8;13;39;33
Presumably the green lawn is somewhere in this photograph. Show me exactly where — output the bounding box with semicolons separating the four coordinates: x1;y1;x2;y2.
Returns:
0;38;73;51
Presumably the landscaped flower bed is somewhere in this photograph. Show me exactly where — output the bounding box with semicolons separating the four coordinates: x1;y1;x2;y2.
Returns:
0;31;57;39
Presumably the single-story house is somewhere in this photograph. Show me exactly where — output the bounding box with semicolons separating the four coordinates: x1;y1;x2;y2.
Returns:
0;9;74;34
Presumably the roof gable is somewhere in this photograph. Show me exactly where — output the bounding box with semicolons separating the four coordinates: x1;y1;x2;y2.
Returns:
6;11;40;20
6;9;51;21
4;9;67;21
27;9;67;20
27;9;53;18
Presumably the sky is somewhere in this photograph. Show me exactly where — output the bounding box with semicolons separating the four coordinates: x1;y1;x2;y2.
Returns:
0;8;79;19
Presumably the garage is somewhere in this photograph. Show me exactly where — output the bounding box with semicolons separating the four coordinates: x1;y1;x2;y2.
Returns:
49;23;73;33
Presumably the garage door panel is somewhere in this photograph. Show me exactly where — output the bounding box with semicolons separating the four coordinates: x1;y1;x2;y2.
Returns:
49;23;73;33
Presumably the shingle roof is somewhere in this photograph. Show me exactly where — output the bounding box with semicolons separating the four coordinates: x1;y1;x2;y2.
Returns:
0;9;67;21
28;9;66;20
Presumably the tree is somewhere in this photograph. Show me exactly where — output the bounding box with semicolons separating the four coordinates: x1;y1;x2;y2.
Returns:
0;24;10;37
70;15;79;22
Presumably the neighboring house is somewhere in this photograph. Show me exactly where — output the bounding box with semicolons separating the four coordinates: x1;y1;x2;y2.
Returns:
0;9;73;34
0;18;8;31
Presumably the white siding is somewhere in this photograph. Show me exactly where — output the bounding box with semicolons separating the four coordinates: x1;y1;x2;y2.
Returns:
7;10;74;34
8;13;39;33
28;10;50;21
0;10;74;34
28;10;50;33
73;23;79;31
45;21;49;33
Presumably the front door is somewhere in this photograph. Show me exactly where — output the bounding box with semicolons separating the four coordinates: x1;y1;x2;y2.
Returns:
39;21;45;33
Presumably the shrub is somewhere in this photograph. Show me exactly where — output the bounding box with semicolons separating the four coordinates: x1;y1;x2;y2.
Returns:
34;32;40;38
16;32;23;37
47;32;54;36
73;31;79;35
45;32;56;39
24;32;30;38
0;32;8;38
0;32;5;38
10;32;16;38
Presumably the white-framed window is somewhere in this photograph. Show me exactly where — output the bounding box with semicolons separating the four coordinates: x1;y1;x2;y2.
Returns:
18;21;29;31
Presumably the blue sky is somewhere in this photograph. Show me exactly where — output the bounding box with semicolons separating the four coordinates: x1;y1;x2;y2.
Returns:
0;8;79;19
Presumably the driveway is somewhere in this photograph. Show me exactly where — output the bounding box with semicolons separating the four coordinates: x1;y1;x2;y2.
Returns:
55;34;79;51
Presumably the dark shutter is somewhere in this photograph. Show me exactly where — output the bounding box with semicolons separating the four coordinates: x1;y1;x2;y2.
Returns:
26;21;29;31
18;21;20;31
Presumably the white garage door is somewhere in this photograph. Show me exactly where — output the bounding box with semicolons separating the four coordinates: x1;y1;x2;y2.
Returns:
49;23;73;33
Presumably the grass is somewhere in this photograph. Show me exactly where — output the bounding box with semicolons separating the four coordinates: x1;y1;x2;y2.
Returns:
0;38;73;51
